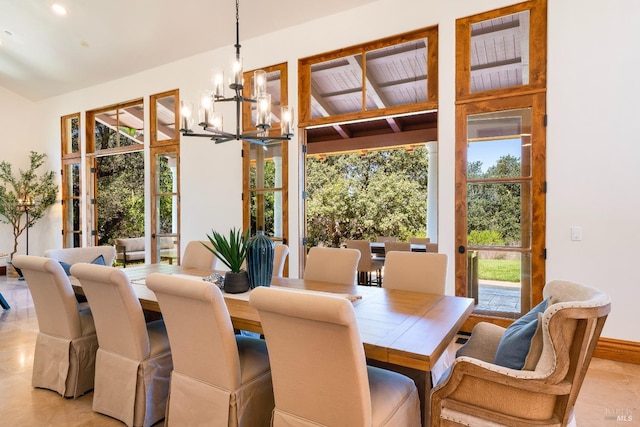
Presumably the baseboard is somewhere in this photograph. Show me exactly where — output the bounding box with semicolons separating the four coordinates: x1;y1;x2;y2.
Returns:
594;338;640;365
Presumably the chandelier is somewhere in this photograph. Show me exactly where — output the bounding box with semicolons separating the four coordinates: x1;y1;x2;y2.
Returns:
179;0;293;146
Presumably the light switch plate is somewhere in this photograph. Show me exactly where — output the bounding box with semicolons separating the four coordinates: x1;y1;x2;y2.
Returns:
571;226;582;241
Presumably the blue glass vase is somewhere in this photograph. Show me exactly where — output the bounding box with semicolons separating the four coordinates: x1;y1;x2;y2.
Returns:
246;230;274;288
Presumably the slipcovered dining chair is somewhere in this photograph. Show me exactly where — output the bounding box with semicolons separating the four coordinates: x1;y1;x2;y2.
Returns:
272;244;289;278
12;255;98;398
408;237;430;245
345;239;383;286
181;240;218;271
70;263;172;427
430;280;611;427
384;241;411;254
146;273;274;426
383;251;448;294
250;286;421;426
303;246;360;286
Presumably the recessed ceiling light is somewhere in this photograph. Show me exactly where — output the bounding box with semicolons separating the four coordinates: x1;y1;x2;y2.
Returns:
51;4;67;15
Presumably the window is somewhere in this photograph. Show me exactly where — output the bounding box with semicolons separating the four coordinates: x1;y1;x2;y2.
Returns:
299;27;438;127
86;99;146;247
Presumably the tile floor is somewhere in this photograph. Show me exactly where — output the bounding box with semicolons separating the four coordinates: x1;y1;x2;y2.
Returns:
1;275;638;426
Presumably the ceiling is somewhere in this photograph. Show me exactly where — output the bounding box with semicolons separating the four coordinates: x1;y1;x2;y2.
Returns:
0;0;377;101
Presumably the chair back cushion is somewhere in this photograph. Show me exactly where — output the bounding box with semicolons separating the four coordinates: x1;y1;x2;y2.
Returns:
250;286;371;426
272;244;289;278
345;240;375;271
12;255;83;338
303;247;360;286
181;241;218;270
383;251;447;293
70;263;150;360
146;273;242;389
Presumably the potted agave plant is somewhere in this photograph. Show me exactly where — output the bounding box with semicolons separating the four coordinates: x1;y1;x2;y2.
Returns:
203;227;250;293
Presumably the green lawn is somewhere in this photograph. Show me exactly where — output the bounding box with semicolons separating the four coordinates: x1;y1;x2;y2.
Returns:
478;259;520;282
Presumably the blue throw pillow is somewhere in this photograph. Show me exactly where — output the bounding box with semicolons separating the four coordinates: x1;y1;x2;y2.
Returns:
91;254;106;266
59;254;105;276
59;261;73;276
494;298;548;369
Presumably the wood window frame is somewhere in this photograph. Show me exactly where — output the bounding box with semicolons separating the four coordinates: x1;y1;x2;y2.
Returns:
455;0;547;102
298;26;438;128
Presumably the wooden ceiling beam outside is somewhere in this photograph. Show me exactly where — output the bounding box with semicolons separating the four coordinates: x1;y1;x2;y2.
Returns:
306;127;436;155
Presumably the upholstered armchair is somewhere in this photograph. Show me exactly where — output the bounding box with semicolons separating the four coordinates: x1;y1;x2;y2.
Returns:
430;280;611;427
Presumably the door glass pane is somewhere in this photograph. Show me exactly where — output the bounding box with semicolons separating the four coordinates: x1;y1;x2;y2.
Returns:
467;182;531;249
310;54;364;119
118;104;145;146
365;39;428;111
96;152;145;245
62;115;80;154
155;94;177;142
467;250;530;316
154;152;179;264
470;10;530;93
94;103;145;150
249;143;283;190
95;109;119;150
250;190;283;238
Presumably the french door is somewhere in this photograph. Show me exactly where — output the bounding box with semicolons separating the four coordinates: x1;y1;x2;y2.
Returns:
150;145;180;264
455;93;546;319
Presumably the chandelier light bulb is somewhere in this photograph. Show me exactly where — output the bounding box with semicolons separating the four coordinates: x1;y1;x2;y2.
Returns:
180;101;194;131
256;93;272;128
212;68;224;98
253;70;267;98
281;106;294;136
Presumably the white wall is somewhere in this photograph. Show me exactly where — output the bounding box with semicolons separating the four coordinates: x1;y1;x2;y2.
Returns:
0;87;55;257
6;0;636;342
545;0;640;341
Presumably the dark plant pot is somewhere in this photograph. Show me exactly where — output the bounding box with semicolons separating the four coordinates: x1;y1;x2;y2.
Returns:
6;261;23;280
223;270;250;294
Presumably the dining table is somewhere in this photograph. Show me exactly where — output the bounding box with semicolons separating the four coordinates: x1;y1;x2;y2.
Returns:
71;263;474;426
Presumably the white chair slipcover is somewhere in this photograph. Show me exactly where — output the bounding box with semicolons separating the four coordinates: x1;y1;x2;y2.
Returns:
70;263;172;427
12;255;98;398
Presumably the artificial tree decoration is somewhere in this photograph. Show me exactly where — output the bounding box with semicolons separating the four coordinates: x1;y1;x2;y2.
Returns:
0;151;58;260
